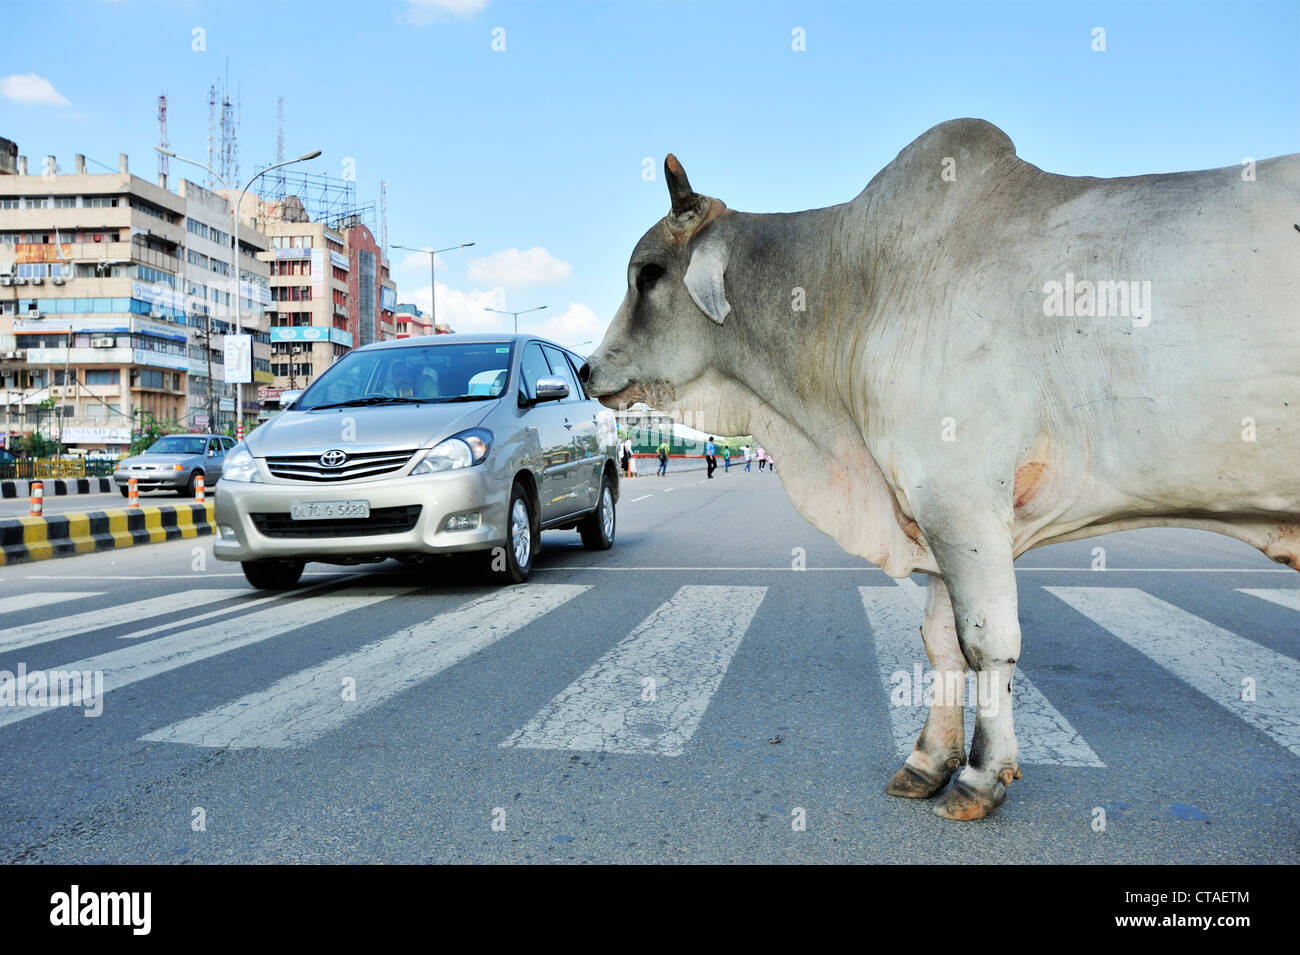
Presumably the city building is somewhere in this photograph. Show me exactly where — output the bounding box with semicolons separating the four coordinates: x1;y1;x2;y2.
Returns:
0;144;274;453
394;303;432;338
254;209;397;392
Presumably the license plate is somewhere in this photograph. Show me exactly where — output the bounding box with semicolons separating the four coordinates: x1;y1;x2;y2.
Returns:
290;500;370;520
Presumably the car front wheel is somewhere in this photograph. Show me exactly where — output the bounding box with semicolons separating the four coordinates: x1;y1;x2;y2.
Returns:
487;483;535;584
242;558;305;590
578;476;616;550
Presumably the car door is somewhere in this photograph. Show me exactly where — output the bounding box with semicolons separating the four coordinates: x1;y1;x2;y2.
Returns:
206;437;226;481
519;342;574;523
549;346;602;510
541;344;593;514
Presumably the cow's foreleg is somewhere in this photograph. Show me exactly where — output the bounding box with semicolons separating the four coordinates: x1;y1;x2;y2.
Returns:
924;529;1022;821
886;576;967;798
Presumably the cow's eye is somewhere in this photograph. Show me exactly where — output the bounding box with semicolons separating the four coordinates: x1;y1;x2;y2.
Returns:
636;263;666;293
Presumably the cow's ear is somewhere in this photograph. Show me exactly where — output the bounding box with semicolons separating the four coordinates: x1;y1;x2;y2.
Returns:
684;236;730;326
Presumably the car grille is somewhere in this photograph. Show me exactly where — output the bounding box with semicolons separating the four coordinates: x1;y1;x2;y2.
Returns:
264;449;417;482
251;505;423;538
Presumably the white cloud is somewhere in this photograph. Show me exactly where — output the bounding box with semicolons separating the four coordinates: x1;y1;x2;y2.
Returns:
406;282;506;332
529;302;608;353
0;73;70;107
405;0;488;24
466;246;572;289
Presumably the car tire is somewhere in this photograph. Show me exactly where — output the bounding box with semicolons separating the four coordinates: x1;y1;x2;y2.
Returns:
118;485;129;497
180;471;202;497
241;558;305;590
578;475;616;550
487;482;535;584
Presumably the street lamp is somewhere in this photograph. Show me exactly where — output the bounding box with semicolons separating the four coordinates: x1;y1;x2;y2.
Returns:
156;146;321;439
391;242;474;328
484;304;547;334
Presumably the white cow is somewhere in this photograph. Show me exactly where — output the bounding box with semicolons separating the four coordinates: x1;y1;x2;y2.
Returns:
580;119;1299;819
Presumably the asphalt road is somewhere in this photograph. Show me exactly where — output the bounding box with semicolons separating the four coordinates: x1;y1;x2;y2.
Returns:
0;488;207;518
0;467;1295;863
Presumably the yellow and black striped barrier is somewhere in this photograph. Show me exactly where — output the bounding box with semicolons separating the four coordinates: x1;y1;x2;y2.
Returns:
0;502;215;566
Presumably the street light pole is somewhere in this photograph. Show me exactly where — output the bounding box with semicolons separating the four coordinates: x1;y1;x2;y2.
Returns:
483;304;547;334
392;242;474;330
156;146;320;439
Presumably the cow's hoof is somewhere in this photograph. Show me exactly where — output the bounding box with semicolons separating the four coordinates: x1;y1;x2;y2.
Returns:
999;767;1022;788
885;764;949;799
932;779;1006;821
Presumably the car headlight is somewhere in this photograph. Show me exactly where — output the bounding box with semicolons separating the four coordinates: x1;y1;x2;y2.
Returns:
410;429;492;475
221;444;263;483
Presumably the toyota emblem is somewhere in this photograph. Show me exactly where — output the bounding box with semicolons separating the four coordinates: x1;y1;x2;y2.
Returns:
319;449;348;468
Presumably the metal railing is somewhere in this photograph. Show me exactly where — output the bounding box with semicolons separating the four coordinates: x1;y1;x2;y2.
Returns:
0;456;121;481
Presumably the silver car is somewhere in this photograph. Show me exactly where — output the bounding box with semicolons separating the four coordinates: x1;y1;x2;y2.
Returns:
214;334;620;589
114;434;235;497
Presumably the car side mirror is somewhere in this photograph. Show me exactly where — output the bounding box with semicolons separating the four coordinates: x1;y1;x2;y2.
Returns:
534;377;569;402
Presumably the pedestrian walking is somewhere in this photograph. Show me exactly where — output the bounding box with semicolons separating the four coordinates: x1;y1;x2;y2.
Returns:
723;446;731;472
757;446;766;471
742;444;752;472
620;437;633;478
767;451;775;473
705;436;717;479
656;441;669;477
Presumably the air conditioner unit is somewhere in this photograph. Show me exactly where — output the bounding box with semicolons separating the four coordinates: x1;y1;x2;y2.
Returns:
0;277;11;286
29;276;43;285
50;276;65;285
12;277;26;286
91;337;115;348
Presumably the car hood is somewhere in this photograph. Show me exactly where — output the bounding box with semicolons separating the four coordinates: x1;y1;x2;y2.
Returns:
118;454;199;469
245;400;499;455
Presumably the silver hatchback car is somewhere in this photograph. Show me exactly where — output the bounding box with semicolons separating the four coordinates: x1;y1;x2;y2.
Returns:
214;334;620;589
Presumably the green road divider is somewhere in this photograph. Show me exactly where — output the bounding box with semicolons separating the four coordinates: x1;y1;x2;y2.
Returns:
0;502;215;566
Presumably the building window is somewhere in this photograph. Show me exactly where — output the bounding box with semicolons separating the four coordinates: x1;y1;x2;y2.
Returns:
85;369;120;386
53;196;79;209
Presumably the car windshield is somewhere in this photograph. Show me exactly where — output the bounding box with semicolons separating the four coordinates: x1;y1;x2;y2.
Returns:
295;342;514;410
145;436;207;455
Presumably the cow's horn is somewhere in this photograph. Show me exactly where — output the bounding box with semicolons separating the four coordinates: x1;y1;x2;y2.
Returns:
665;154;700;216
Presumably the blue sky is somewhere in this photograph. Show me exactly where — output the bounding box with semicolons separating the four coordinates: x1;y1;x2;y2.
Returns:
2;0;1296;352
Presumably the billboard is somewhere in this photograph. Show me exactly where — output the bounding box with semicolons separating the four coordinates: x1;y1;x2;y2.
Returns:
270;326;353;347
380;286;397;312
223;333;252;384
14;243;71;263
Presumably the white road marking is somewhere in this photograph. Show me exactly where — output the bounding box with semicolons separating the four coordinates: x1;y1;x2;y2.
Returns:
119;576;358;641
1047;587;1300;758
142;585;589;749
860;587;1105;767
0;588;413;730
0;590;244;654
1237;589;1300;613
663;488;677;493
502;584;766;756
0;592;100;615
628;495;652;503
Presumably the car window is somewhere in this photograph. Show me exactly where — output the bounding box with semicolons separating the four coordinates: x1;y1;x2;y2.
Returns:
542;345;581;403
208;438;224;455
295;342;514;408
561;350;589;400
221;437;236;452
519;343;552;402
146;436;207;455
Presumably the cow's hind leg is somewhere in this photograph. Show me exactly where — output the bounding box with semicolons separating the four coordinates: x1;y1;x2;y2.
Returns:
923;523;1022;821
886;576;968;799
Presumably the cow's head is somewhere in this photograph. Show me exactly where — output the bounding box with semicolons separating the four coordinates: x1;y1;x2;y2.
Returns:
580;155;734;412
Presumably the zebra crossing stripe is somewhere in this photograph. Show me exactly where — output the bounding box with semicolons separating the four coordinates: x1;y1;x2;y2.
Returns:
1047;587;1300;758
502;585;766;756
0;593;101;616
0;587;413;730
141;585;590;749
0;590;245;654
860;587;1105;767
1236;589;1300;613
